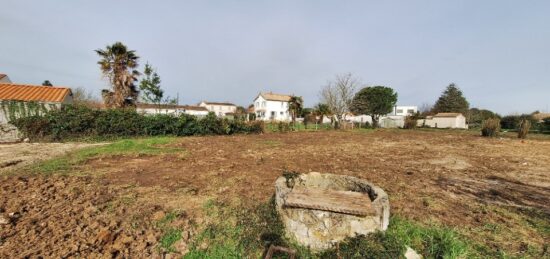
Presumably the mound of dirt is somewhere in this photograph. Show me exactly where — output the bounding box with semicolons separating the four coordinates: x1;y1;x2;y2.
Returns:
0;175;176;258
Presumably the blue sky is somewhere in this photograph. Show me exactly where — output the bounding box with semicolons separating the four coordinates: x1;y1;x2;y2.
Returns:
1;0;549;114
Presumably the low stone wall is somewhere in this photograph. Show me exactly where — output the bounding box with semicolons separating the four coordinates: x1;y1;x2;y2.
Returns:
275;172;390;251
0;124;21;143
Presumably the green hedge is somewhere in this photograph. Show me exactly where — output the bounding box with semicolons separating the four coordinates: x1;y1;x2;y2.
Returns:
10;105;263;140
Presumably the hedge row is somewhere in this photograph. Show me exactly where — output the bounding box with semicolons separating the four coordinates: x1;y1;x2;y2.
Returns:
10;105;263;140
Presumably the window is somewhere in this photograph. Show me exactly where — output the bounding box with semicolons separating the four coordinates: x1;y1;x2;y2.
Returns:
262;101;266;107
280;111;283;115
407;109;414;114
255;102;259;107
396;109;403;114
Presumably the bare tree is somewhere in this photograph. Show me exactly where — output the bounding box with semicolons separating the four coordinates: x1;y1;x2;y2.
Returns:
72;87;102;108
419;102;434;116
319;73;359;128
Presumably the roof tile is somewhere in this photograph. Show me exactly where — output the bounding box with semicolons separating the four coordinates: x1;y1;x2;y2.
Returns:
0;83;71;103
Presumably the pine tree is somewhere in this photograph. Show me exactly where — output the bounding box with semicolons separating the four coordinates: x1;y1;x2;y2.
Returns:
432;83;469;115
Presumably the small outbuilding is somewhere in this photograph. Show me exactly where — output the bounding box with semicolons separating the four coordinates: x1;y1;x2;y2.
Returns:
419;113;468;129
0;82;73;142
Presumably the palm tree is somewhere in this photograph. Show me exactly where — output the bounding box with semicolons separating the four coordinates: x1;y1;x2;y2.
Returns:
288;96;303;125
95;42;140;108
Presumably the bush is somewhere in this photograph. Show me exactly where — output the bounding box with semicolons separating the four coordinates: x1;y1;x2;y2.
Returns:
276;121;291;133
10;105;264;141
403;116;417;129
518;119;531;139
481;118;501;137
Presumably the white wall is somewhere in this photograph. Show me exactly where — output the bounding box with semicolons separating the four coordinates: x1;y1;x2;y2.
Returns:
137;107;211;117
419;115;467;129
253;95;291;121
199;102;237;117
0;101;61;124
137;107;182;115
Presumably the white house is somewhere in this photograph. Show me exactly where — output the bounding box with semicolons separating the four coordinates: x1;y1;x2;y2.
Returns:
198;101;237;117
136;103;209;117
0;74;11;83
419;113;468;129
388;105;418;116
0;82;73;142
253;92;293;121
346;105;417;128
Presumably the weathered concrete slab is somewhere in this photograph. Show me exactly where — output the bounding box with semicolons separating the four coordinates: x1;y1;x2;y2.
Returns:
284;188;375;216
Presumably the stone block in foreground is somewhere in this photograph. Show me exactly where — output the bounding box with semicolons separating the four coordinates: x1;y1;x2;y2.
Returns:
275;172;390;251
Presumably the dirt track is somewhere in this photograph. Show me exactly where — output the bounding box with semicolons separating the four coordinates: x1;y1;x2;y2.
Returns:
1;130;549;257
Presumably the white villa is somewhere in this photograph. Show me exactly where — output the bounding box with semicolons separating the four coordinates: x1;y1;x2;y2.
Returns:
388;105;418;116
253;92;293;121
418;113;468;129
347;105;418;128
198;101;237;117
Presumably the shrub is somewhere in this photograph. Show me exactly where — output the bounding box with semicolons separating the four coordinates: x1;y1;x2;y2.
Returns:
403;116;417;129
276;121;291;133
481;118;501;137
11;115;51;139
518;119;531;139
11;105;264;141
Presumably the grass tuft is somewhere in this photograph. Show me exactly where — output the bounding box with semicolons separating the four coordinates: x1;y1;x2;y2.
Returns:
31;137;182;173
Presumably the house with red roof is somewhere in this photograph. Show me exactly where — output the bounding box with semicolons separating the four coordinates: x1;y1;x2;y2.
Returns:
0;81;73;124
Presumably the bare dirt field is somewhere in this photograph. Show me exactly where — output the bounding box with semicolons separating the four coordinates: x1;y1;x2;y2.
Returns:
0;142;99;173
1;129;549;258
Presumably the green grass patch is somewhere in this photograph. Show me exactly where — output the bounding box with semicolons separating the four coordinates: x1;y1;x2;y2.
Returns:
31;136;183;173
185;198;473;259
156;210;186;253
319;217;470;259
159;228;182;253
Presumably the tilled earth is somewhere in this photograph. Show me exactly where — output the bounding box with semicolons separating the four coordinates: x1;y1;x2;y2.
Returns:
1;129;549;257
0;175;190;258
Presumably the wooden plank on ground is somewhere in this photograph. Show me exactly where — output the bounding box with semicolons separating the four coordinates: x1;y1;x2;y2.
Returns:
284;188;375;216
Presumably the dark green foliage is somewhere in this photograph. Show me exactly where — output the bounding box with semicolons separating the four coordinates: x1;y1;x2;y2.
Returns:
350;86;398;127
10;105;263;141
42;80;53;86
481;118;501;137
139;63;164;105
541;118;550;133
432;83;469;116
468;108;500;126
500;115;521;130
500;114;537;130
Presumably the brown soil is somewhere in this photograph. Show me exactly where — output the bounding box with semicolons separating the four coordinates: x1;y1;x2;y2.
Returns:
1;130;549;257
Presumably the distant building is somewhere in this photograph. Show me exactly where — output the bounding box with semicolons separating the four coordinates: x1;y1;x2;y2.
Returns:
252;92;293;121
389;105;417;116
532;112;550;122
198;101;237;117
136;103;209;117
0;74;11;83
419;113;468;129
